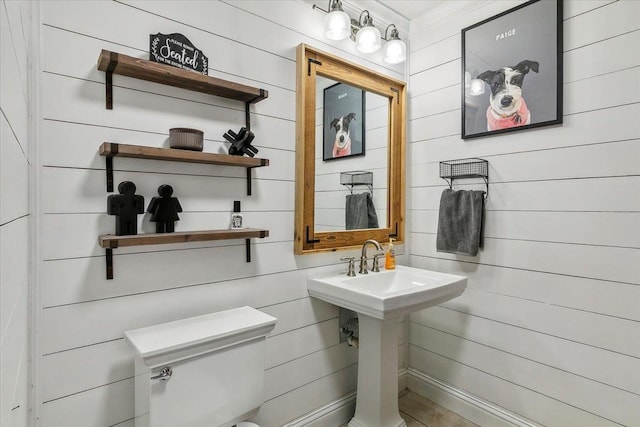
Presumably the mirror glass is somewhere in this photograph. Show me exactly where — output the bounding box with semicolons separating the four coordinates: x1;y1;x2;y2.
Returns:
314;76;389;232
295;44;405;254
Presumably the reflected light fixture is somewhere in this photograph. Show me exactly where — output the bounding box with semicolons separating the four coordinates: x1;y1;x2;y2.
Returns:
355;10;381;53
322;0;351;41
469;79;485;96
312;2;405;64
465;67;485;96
382;24;406;64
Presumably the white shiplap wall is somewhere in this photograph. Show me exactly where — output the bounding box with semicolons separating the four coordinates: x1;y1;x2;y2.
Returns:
34;1;406;426
406;1;640;426
1;0;31;426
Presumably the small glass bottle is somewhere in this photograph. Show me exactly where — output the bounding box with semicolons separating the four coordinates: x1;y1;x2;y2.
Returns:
230;200;244;229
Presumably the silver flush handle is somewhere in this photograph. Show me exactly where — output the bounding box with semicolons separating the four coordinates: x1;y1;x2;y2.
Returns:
151;366;172;381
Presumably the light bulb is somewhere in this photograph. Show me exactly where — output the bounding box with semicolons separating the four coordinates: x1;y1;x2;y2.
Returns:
324;9;351;41
383;38;406;64
356;24;381;53
469;79;485;96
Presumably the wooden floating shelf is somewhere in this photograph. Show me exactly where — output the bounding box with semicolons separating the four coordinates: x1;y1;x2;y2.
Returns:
99;228;269;249
100;228;269;280
99;142;269;195
100;142;269;168
97;49;268;105
96;49;272;279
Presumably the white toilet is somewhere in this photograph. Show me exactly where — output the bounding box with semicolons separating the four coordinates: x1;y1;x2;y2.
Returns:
124;306;277;427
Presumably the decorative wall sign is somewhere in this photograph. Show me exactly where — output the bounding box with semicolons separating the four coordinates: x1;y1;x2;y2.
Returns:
149;33;208;75
323;82;366;161
461;0;562;139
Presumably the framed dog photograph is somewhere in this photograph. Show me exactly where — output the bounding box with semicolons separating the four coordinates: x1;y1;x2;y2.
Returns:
323;82;366;161
461;0;563;139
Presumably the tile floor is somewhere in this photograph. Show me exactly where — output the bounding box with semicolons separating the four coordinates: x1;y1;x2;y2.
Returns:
339;390;479;427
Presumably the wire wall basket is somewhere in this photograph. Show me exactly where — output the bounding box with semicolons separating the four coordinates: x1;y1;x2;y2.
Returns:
340;171;373;194
439;158;489;197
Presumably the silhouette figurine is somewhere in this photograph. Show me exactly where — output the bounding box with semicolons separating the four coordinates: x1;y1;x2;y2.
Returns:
147;184;183;233
107;181;145;236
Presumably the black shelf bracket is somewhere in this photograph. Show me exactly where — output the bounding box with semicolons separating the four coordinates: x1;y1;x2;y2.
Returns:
104;239;119;280
247;167;253;196
106;72;113;109
245;102;251;131
104;143;119;192
105;155;114;192
105;248;114;280
104;51;117;109
245;160;266;196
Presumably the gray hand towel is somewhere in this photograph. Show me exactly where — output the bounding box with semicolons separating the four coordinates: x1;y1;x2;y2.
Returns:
346;193;379;230
436;189;485;256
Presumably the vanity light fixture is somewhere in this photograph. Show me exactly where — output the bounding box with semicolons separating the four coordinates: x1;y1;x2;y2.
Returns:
382;24;406;64
322;0;351;40
312;1;406;64
354;10;381;53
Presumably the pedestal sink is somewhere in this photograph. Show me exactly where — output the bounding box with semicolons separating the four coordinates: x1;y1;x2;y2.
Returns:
307;265;467;427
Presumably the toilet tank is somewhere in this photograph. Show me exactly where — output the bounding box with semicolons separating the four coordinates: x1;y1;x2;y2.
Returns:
124;306;277;427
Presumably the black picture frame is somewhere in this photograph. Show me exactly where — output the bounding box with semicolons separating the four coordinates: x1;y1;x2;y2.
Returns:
322;82;366;161
461;0;563;139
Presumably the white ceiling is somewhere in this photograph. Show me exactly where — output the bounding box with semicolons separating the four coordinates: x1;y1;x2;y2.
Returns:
374;0;447;21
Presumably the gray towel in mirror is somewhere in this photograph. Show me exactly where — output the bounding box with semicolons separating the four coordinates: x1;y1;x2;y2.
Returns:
436;189;485;256
346;193;379;230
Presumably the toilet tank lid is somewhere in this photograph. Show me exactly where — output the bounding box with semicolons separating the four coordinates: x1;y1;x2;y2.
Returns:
124;306;277;364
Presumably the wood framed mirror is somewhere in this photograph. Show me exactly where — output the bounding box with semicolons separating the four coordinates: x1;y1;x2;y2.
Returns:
295;44;406;254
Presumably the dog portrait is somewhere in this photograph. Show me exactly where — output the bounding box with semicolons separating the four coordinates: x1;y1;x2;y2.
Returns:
323;82;365;161
329;112;356;158
478;60;539;131
461;0;562;139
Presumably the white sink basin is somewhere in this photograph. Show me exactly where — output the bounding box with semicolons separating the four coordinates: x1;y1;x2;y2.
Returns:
307;265;467;320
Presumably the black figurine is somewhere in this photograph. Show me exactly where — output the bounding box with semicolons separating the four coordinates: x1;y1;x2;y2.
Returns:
107;181;145;236
147;185;183;233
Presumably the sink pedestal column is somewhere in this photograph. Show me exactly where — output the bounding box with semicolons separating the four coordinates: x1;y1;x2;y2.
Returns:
348;314;406;427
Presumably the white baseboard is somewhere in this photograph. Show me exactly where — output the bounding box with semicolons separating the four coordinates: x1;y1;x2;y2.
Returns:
283;369;409;427
407;368;540;427
398;368;408;392
282;391;356;427
283;368;536;427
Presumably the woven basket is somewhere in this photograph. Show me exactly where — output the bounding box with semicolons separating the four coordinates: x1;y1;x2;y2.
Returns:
169;128;204;151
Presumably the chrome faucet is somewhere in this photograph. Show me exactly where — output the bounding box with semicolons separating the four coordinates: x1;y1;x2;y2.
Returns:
359;239;382;274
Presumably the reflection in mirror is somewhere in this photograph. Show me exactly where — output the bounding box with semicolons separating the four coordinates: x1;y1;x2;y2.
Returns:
314;76;389;232
295;44;406;254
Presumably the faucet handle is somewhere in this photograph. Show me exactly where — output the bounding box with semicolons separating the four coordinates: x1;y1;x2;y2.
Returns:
371;251;385;272
340;257;356;277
